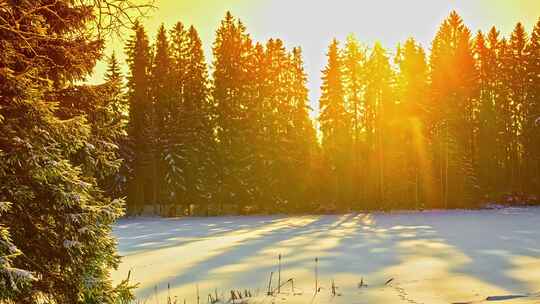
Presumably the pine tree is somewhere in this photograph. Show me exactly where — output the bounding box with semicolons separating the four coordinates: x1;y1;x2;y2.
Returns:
0;1;135;302
125;21;153;214
319;39;350;209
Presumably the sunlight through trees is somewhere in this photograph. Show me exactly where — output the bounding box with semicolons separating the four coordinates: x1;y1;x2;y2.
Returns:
121;11;540;215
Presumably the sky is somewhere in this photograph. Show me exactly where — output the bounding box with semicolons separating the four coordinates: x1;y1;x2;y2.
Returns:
89;0;540;116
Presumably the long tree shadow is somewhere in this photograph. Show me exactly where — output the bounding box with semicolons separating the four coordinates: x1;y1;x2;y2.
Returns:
135;214;356;297
291;209;540;303
114;215;289;256
320;213;437;278
215;213;370;288
117;208;540;302
426;209;540;294
328;208;540;303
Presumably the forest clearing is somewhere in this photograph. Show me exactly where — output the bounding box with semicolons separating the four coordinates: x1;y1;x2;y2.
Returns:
113;207;540;304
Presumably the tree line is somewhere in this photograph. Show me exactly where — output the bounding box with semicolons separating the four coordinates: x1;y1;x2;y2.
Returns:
121;11;540;215
123;12;317;215
318;12;540;210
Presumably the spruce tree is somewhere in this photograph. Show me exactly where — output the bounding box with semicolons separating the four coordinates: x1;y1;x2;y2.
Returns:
475;30;501;198
105;52;123;84
523;19;540;196
319;39;350;209
182;26;213;214
0;1;137;302
0;203;33;298
170;21;189;99
289;47;318;211
394;38;430;208
163;22;190;214
506;23;529;193
364;42;394;209
263;38;295;211
212;12;255;214
430;11;478;208
151;24;174;213
343;34;367;207
486;28;512;197
125;21;153;214
497;37;516;197
102;52;131;199
245;41;275;212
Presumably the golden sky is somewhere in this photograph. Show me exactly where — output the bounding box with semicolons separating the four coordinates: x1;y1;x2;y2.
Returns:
90;0;540;115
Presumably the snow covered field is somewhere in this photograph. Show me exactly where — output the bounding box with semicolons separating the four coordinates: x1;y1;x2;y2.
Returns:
112;208;540;303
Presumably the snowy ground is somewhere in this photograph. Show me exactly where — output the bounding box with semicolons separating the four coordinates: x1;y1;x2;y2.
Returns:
112;208;540;304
